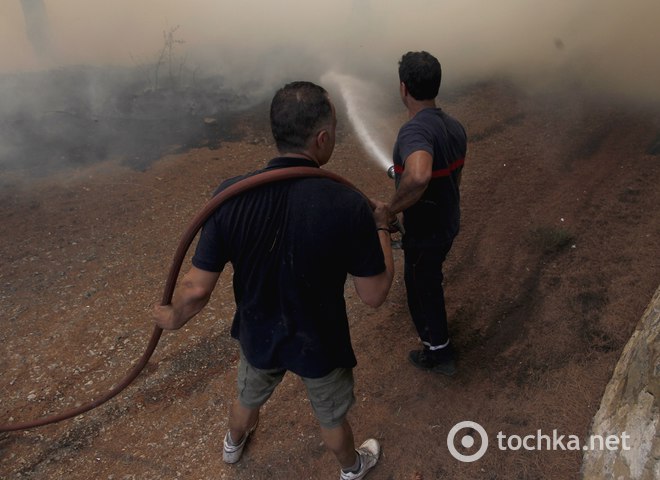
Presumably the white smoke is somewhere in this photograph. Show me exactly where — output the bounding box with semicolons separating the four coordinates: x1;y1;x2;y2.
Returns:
1;0;659;105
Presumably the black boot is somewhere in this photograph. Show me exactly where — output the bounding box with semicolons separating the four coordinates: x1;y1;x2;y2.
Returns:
408;344;456;376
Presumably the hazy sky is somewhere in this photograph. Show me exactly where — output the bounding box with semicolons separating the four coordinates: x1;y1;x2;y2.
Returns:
2;0;660;103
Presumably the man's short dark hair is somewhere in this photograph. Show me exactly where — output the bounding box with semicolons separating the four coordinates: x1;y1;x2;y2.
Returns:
398;51;442;101
270;81;333;153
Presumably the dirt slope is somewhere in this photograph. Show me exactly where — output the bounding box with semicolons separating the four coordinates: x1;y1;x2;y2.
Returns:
1;80;659;479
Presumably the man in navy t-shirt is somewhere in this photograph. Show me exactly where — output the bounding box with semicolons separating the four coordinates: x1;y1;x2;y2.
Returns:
153;81;393;480
387;51;467;376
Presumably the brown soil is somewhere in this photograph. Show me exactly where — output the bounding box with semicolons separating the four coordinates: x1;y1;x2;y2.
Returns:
1;80;659;480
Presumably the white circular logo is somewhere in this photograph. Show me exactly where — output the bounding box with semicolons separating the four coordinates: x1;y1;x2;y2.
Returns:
447;421;489;462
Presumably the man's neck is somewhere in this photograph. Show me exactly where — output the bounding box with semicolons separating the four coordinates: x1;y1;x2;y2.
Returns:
407;98;437;119
279;152;320;165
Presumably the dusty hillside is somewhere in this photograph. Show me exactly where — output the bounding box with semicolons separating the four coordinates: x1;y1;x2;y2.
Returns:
1;79;659;479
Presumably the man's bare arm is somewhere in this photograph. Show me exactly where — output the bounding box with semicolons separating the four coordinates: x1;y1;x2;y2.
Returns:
352;201;395;308
152;266;221;330
388;150;432;215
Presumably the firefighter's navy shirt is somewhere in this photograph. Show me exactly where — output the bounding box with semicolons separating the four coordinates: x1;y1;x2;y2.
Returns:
393;107;467;247
192;157;385;378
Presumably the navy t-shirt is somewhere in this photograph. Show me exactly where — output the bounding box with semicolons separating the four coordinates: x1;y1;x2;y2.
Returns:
192;157;386;378
393;108;467;247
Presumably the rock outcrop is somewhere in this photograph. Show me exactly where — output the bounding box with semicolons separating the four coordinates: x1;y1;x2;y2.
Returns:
582;285;659;479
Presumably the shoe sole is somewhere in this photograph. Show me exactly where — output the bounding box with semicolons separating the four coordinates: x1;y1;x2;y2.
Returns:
431;363;457;376
408;354;457;376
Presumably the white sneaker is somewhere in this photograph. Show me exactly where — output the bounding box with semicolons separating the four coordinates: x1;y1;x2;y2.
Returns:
339;438;380;480
222;419;259;464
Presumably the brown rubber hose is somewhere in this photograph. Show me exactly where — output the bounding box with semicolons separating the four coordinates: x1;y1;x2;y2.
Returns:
0;166;364;432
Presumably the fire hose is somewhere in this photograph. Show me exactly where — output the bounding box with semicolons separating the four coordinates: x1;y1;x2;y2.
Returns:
0;166;381;433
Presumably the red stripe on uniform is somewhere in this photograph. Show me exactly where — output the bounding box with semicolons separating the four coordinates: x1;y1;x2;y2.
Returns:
431;157;465;177
393;157;465;177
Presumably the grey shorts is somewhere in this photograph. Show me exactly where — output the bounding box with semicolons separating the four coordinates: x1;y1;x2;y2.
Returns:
236;348;355;429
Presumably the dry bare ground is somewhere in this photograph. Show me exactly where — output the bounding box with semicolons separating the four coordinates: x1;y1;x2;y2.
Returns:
1;80;659;479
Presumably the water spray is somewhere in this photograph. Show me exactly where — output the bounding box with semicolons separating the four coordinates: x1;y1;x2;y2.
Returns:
321;71;403;236
321;71;394;175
